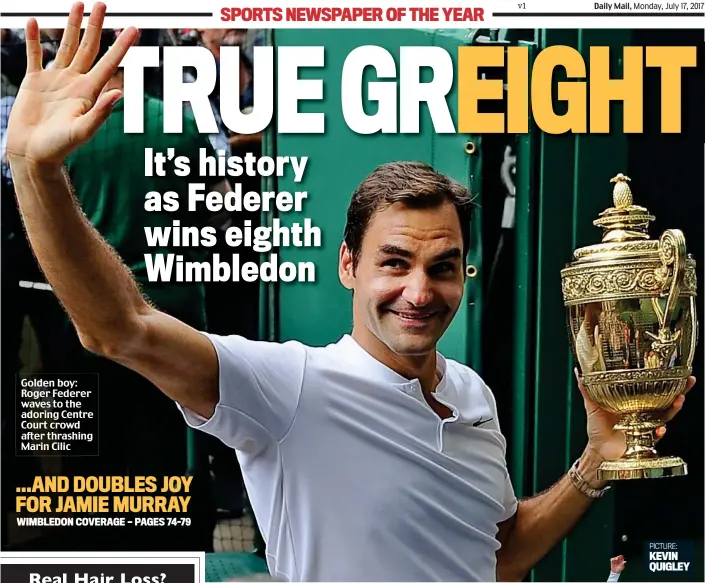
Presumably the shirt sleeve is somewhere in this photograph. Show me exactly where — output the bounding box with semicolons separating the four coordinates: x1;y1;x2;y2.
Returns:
177;333;307;452
607;571;621;582
500;467;518;522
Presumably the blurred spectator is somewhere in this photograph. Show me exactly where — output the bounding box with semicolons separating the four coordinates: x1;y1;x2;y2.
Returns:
113;29;166;99
242;29;268;63
228;50;261;154
39;29;63;68
193;28;251;156
199;28;247;57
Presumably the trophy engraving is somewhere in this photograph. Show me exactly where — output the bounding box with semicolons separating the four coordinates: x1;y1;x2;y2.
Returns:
561;174;699;480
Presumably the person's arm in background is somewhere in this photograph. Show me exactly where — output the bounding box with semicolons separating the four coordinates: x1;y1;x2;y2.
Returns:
7;4;219;419
607;555;626;582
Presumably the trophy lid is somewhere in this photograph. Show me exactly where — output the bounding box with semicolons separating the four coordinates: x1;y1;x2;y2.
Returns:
562;174;697;306
592;174;656;243
571;173;660;262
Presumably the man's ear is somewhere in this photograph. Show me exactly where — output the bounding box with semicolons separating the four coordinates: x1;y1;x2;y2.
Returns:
339;242;355;290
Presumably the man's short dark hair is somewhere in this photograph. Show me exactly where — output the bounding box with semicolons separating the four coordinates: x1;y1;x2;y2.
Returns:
343;161;474;269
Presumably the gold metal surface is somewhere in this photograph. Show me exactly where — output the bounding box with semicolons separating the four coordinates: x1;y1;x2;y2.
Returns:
561;174;699;480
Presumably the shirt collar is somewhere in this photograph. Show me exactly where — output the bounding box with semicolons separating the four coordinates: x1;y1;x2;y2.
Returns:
337;334;452;400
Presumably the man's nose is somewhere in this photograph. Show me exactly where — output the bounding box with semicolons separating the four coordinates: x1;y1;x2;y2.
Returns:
401;270;433;307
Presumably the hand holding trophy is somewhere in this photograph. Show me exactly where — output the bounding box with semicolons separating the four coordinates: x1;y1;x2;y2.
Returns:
562;174;698;481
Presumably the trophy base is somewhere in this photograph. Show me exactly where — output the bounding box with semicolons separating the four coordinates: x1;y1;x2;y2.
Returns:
597;456;688;481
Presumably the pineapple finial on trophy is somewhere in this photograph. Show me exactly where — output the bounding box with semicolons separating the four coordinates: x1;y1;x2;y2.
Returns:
610;173;633;209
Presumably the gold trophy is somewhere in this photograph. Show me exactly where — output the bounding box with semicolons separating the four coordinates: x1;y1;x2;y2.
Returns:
561;174;698;480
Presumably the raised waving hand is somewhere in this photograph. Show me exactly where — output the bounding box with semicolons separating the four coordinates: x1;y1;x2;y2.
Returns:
6;2;138;166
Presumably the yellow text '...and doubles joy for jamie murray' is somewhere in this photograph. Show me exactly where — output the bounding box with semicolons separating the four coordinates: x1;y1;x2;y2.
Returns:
15;475;191;513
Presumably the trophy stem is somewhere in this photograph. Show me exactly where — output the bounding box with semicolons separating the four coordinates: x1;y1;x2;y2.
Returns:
614;412;660;459
596;412;688;480
623;427;658;459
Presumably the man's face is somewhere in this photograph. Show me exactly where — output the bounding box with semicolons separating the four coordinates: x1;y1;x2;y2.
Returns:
340;200;465;357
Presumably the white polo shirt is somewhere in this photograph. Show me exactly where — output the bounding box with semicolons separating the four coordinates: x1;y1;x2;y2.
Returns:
179;334;517;582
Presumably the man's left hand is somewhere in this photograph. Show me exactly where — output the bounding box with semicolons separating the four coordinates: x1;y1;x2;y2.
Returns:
576;369;696;464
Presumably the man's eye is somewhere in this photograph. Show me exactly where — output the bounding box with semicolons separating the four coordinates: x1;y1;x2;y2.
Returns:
383;259;407;269
430;262;455;275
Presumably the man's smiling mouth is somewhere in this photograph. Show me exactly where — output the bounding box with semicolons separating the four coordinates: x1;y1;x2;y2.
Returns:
389;310;438;321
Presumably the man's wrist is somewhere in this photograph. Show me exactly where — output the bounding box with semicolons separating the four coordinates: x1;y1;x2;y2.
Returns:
8;155;67;190
577;446;608;490
567;446;611;499
8;153;64;176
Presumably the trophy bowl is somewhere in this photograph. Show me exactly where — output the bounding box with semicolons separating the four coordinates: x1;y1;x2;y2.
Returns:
561;174;698;481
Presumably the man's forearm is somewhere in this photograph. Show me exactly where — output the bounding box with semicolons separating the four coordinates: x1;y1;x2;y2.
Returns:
10;158;150;353
497;447;605;581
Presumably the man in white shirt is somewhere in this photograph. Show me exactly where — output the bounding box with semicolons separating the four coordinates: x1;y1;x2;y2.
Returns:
6;4;695;581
